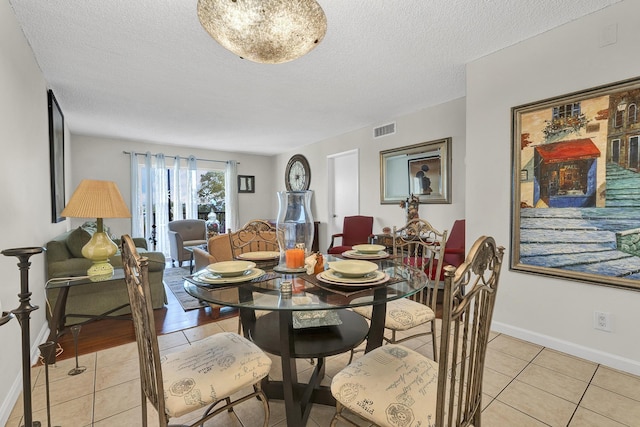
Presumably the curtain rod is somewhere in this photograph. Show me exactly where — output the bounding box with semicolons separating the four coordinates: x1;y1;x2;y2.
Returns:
123;150;238;165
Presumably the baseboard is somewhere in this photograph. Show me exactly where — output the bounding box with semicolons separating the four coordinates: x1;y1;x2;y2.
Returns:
492;321;640;376
0;322;50;426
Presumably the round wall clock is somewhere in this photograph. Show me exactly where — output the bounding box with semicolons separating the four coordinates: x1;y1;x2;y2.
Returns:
285;154;311;191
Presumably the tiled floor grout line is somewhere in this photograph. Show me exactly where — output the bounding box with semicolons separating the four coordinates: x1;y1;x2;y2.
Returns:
486;353;553;425
564;365;600;427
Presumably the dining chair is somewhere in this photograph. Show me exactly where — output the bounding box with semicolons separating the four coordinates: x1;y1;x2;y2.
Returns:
327;215;374;254
228;219;280;332
120;234;272;427
228;219;279;261
331;235;505;427
428;219;465;282
351;218;447;361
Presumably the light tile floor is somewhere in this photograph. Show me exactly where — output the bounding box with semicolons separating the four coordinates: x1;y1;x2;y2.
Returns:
7;317;640;426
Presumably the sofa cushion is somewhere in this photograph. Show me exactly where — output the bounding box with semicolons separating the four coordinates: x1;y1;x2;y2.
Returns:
48;257;94;278
67;227;92;258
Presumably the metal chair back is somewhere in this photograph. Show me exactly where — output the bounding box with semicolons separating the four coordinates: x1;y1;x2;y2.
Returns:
436;236;505;426
121;234;168;426
392;218;448;311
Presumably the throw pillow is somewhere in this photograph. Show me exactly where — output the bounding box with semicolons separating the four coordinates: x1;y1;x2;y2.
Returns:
67;227;91;258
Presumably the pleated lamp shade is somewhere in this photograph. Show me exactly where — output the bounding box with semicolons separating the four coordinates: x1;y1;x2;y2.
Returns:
61;179;131;277
61;179;131;219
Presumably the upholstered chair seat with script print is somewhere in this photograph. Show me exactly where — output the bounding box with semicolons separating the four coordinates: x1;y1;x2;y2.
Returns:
331;344;438;426
352;296;435;331
161;332;272;418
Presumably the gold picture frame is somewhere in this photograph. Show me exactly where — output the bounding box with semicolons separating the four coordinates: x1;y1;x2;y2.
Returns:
380;138;452;204
511;76;640;291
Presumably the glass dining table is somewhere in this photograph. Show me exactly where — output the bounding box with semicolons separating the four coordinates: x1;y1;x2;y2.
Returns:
183;255;428;427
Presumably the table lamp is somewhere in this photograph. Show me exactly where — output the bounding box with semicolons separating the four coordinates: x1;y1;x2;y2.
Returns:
61;179;132;277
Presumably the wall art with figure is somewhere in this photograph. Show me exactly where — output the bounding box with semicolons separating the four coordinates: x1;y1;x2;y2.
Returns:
408;157;441;197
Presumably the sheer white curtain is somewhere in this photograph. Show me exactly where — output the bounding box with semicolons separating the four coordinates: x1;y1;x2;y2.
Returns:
186;155;198;219
171;155;198;220
129;152;171;256
129;153;143;237
143;153;154;248
172;157;182;219
225;160;239;232
130;152;231;256
153;154;169;255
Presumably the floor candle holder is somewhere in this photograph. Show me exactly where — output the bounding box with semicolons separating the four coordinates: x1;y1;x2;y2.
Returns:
68;324;86;375
2;246;45;427
38;341;60;427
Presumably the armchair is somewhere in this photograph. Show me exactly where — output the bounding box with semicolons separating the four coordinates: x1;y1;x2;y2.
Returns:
168;219;207;267
327;215;374;254
427;219;465;282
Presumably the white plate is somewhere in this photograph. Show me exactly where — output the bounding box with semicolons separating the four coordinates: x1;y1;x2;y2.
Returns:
319;269;387;284
352;244;386;254
195;268;265;284
207;260;256;277
342;249;389;260
327;260;378;278
317;270;389;287
237;251;280;261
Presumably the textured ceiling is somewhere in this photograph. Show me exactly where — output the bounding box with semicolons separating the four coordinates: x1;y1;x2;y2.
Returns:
9;0;620;155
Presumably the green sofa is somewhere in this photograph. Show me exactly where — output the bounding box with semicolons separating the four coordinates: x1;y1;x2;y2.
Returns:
45;226;167;325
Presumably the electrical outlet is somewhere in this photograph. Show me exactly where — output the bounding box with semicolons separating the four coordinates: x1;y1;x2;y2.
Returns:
594;311;612;332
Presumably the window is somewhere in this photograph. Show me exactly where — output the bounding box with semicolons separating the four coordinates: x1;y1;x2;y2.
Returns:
552;102;581;120
615;108;624;128
133;156;226;255
629;103;638;124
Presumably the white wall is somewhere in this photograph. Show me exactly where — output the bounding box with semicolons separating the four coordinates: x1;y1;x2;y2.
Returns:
0;2;71;423
466;0;640;374
276;97;467;252
69;134;278;237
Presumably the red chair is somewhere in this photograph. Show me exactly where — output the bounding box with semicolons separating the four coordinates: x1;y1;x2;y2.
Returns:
427;219;465;281
327;215;374;254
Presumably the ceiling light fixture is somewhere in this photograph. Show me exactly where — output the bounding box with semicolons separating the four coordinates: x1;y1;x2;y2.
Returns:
197;0;327;64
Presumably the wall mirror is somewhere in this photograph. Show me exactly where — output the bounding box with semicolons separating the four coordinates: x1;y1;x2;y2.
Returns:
380;137;452;204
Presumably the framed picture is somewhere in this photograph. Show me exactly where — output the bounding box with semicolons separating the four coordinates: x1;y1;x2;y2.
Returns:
408;156;442;197
238;175;255;193
511;76;640;291
380;137;451;204
48;90;65;223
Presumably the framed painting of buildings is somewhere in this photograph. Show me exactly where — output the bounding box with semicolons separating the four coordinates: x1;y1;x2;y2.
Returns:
511;77;640;291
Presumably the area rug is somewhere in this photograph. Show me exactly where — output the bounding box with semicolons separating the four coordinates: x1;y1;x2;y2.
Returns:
163;267;207;311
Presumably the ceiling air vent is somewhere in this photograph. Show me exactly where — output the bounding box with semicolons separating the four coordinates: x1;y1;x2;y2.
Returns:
373;122;396;139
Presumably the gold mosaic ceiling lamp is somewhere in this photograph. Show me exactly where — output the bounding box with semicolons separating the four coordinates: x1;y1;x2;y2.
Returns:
197;0;327;64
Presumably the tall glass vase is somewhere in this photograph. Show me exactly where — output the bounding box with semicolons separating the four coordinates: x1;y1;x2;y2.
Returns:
275;191;314;272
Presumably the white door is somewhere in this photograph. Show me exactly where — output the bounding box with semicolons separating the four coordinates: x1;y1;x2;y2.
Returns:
328;149;359;246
